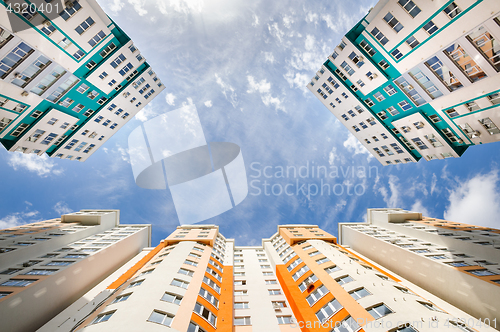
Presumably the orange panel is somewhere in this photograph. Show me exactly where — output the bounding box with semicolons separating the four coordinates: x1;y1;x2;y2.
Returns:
218;265;234;331
107;241;165;290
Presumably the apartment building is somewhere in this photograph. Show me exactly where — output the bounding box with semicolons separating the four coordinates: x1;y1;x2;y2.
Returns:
0;0;165;161
0;209;151;332
339;208;500;325
40;222;497;332
309;0;500;165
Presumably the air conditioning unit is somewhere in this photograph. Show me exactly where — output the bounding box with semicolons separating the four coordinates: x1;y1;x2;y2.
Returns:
14;72;23;79
407;85;414;90
272;303;282;310
65;1;74;8
21;91;29;96
372;73;378;78
358;56;364;61
42;20;51;27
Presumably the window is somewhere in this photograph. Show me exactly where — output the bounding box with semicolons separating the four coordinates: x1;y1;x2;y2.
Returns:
418;301;445;312
171;279;189;289
447;261;469;268
316;257;330;264
0;279;36;287
112;293;131;303
340;61;355;75
478;118;500;135
268;289;281;295
359;40;376;56
391;49;403;60
92;311;115;324
357;79;365;87
0;292;11;299
466;269;497;276
444;43;487;82
234;317;251;325
88;31;106;47
348;52;364;68
398;0;421;18
349;288;371;300
448;321;475;332
119;63;134;76
316;299;342;323
325;265;341;274
370;28;389;46
45;261;73;266
423;21;438;35
383;13;403;33
443;2;461;19
405;36;419;49
446;108;459;118
336;275;353;285
331;316;360;332
147;311;173;327
368;303;393;319
234;302;249;309
265;279;277;284
277;316;293;324
0;268;22;275
374;92;385;101
194;302;217;326
379;59;389;70
75;17;95;35
177;268;193;277
398;100;412;111
365;98;374;107
199;288;218;307
306;285;329;305
292;266;309;281
99;43;116;58
203;276;220;293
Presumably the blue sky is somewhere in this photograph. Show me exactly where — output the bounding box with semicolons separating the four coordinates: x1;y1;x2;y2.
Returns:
1;0;500;246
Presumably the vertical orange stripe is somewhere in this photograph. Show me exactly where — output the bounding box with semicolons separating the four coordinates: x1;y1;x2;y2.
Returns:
218;265;234;331
107;241;165;289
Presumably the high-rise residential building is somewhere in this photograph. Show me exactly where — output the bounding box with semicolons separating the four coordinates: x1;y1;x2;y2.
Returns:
0;209;151;332
0;0;165;161
309;0;500;165
40;222;497;332
339;208;500;325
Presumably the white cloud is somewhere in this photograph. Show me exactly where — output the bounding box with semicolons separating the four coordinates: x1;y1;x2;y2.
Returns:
252;14;259;27
165;93;177;106
0;210;40;229
128;0;148;16
247;76;271;94
328;147;337;166
304;34;315;51
7;152;63;177
411;200;430;217
305;12;318;23
343;135;372;159
283;70;310;93
135;103;158;122
215;74;238;108
109;0;125;13
430;173;438;195
263;52;275;64
267;22;284;43
378;175;400;208
204;100;213;108
53;201;73;215
246;76;285;112
444;171;500;228
283;15;294;29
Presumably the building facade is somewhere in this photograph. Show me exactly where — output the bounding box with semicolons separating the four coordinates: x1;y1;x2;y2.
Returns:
309;0;500;165
0;209;151;332
339;208;500;325
0;0;165;161
39;222;497;332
